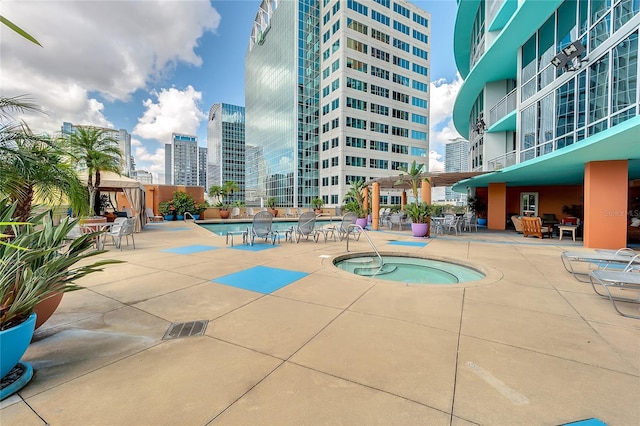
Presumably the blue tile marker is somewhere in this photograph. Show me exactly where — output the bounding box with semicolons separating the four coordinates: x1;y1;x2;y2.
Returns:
161;245;218;255
562;419;607;426
213;265;308;294
387;241;428;247
230;244;279;252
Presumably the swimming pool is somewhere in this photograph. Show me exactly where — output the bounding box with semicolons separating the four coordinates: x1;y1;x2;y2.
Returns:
333;253;484;284
199;220;335;236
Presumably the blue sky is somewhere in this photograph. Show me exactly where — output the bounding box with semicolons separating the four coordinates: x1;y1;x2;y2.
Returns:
1;0;462;183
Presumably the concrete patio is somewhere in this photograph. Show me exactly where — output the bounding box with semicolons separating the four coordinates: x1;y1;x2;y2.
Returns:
1;220;638;425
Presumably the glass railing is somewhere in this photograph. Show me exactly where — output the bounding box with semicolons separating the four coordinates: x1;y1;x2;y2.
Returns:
487;150;517;171
488;88;517;126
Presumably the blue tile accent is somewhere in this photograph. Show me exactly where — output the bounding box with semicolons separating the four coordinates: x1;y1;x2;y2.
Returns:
562;419;607;426
230;244;279;252
213;265;308;294
162;245;218;255
387;241;428;247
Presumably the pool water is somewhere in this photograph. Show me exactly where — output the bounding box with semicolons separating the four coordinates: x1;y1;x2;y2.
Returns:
334;255;484;284
200;220;334;236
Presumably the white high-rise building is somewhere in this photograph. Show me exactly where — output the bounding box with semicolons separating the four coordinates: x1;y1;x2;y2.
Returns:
165;133;206;186
245;0;431;208
444;137;470;202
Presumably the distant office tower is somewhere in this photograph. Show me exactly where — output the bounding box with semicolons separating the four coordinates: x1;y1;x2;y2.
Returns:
245;0;431;208
133;170;153;184
165;133;206;186
444;138;470;202
61;122;133;176
207;103;246;203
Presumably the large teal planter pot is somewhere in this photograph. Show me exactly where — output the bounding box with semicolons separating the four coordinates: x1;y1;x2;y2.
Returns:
0;313;36;378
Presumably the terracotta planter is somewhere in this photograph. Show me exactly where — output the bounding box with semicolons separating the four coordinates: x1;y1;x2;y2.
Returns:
219;209;230;219
269;208;278;217
33;291;64;330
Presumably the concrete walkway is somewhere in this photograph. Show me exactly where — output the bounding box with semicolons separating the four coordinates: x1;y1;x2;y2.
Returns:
2;220;638;425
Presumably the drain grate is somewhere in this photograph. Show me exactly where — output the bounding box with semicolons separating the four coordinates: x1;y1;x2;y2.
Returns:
162;320;208;340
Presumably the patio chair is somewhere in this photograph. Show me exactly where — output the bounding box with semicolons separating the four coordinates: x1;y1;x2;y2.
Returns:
230;207;241;219
443;215;461;235
561;248;639;282
289;211;319;243
248;211;278;246
388;213;404;231
296;207;304;216
463;213;478;232
145;207;163;222
336;212;359;241
245;207;254;218
285;208;296;218
122;207;133;218
589;255;640;318
106;218;136;250
521;217;552;238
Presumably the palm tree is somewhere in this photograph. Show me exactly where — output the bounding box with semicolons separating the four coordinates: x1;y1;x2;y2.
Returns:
343;179;367;218
221;180;239;208
396;161;430;205
63;127;122;216
208;185;223;206
0;96;88;221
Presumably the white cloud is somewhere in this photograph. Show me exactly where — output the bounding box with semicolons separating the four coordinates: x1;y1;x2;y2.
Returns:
428;75;464;157
133;86;207;142
429;151;445;172
0;0;220;134
133;139;166;184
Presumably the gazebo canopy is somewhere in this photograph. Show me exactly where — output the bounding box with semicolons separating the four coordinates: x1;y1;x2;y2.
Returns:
365;172;488;190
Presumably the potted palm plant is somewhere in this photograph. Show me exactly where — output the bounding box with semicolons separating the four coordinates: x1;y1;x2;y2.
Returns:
468;196;487;226
311;197;324;214
0;200;122;393
343;179;368;228
266;197;278;217
396;161;431;237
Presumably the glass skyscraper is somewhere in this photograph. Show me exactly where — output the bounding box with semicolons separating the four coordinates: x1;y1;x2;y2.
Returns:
246;0;431;208
207;103;246;203
165;133;206;186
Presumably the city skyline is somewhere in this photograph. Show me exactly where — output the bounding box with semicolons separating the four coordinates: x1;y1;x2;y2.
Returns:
1;0;462;184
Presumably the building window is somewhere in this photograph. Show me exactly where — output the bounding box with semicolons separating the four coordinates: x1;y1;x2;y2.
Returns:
346;57;368;73
370;84;389;98
345;156;366;167
374;0;390;8
393;37;409;51
332;137;340;148
412;80;428;92
347;37;368;53
331;98;340;110
331;117;340;129
346;117;367;129
391;161;408;170
371;10;390;26
370;121;389;133
370;158;389;169
331;156;339;166
346;76;368;92
393;20;409;35
413;13;428;28
371;47;390;62
412;96;427;108
412;29;428;44
412;63;428;76
347;0;368;16
392;91;410;103
371;28;390;43
393;56;410;69
391;126;408;137
411;113;427;124
346;136;366;148
332;59;340;72
331;78;340;91
371;65;390;80
391;143;408;154
411;130;427;141
412;45;428;60
369;140;389;151
392;73;409;86
346;97;367;110
393;2;410;18
370;103;389;116
347;18;368;35
392;108;408;120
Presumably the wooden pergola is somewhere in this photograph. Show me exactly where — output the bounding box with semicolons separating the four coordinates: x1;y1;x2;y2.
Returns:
364;172;488;230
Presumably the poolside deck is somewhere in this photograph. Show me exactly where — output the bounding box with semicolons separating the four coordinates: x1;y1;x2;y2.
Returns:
2;221;638;425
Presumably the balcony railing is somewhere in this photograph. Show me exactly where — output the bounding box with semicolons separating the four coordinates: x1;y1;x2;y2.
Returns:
488;88;517;127
487;150;517;171
486;0;506;29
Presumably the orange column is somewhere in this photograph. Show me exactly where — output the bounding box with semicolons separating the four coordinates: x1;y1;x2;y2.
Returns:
584;160;628;249
487;183;506;230
372;182;380;230
421;179;431;204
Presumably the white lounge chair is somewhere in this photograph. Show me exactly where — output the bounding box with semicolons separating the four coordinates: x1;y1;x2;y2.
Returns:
561;248;639;282
230;207;241;219
336;212;359;241
248;211;278;245
105;218;136;250
589;255;640;318
285;208;296;218
288;211;319;243
145;207;163;222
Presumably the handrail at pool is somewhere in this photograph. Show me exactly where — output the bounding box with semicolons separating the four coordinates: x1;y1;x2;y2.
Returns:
346;224;383;269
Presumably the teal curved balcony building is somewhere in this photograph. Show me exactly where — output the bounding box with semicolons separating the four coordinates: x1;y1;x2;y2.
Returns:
451;0;640;248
